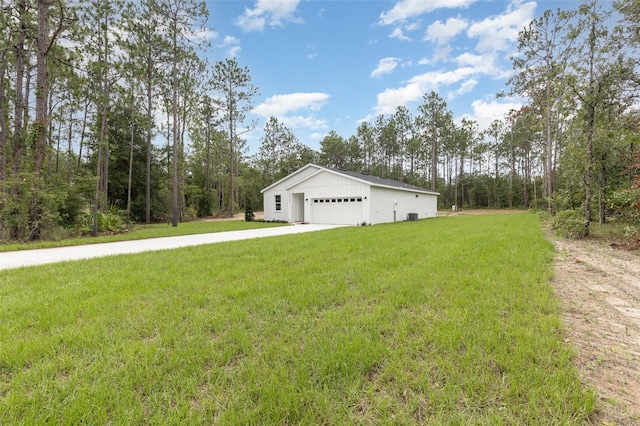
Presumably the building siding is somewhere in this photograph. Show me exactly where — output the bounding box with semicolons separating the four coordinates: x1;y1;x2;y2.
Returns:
262;165;438;225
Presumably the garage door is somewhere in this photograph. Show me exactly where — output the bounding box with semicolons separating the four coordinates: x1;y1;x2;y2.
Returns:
311;196;364;225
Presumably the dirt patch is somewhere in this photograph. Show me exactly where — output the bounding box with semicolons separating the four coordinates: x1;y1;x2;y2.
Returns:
550;233;640;424
202;211;264;221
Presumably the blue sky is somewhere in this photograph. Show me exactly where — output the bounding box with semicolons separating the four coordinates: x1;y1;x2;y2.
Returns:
203;0;578;154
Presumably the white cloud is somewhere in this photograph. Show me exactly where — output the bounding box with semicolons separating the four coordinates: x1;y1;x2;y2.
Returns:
235;0;303;32
253;93;330;134
379;0;477;26
280;115;328;130
371;57;399;78
455;52;503;75
227;45;241;57
448;79;478;99
309;132;328;141
425;17;468;45
373;67;476;115
220;35;241;57
223;35;239;45
253;92;330;117
454;52;484;67
460;96;524;130
467;1;536;53
390;27;411;41
432;46;452;63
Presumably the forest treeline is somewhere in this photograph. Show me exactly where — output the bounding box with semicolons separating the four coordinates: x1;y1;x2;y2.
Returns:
1;0;640;242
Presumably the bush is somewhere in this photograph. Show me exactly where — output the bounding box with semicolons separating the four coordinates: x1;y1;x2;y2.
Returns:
74;206;129;236
607;188;640;223
552;209;589;239
98;206;128;233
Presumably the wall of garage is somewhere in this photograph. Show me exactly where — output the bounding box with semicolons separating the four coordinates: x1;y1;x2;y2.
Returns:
288;172;370;225
369;186;438;225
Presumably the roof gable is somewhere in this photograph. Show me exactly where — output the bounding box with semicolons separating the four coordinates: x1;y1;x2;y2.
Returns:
260;163;322;193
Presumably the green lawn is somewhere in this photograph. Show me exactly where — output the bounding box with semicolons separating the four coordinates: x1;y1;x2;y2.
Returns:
0;220;285;252
0;213;596;424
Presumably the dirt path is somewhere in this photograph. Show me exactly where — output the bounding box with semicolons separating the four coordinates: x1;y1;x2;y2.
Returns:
550;234;640;424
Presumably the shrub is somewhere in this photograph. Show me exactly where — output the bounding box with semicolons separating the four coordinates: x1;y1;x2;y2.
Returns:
98;206;128;233
552;209;588;239
75;206;129;236
607;188;640;223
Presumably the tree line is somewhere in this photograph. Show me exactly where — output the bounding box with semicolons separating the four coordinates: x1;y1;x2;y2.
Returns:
1;0;639;242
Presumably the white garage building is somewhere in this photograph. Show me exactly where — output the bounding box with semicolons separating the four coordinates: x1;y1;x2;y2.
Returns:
261;164;439;225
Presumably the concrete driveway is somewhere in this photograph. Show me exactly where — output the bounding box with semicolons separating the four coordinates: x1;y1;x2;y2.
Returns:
0;224;343;271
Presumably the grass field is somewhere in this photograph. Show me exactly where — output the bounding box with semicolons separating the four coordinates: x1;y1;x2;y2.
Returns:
0;220;285;252
0;213;596;424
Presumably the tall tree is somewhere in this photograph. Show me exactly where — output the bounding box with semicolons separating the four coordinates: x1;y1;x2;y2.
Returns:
392;105;413;181
12;0;28;178
78;0;125;236
31;0;66;239
188;95;226;217
319;131;351;169
210;58;258;217
156;0;208;226
356;121;376;174
417;91;452;192
123;0;169;223
567;0;635;226
484;119;506;208
0;1;11;181
256;116;304;183
509;7;576;212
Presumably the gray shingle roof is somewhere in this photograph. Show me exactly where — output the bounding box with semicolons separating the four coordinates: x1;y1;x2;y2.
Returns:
326;167;438;194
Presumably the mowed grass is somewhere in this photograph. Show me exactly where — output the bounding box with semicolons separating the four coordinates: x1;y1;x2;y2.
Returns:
0;220;285;252
0;213;595;424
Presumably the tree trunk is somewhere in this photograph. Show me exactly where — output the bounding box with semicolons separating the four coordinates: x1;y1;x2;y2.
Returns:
584;111;594;225
545;81;553;213
430;133;437;192
145;60;153;224
598;159;607;225
0;51;7;180
127;111;134;220
66;95;74;185
13;0;27;177
229;101;235;217
93;141;103;237
30;0;51;240
583;19;598;229
77;100;89;170
171;35;179;227
94;49;110;236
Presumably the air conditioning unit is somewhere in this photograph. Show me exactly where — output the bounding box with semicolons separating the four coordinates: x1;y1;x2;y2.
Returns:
407;213;418;221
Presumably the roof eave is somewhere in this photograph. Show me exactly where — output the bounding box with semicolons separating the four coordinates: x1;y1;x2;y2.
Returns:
260;163;322;193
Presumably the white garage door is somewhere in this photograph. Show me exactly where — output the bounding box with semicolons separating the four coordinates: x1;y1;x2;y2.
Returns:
311;196;364;225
